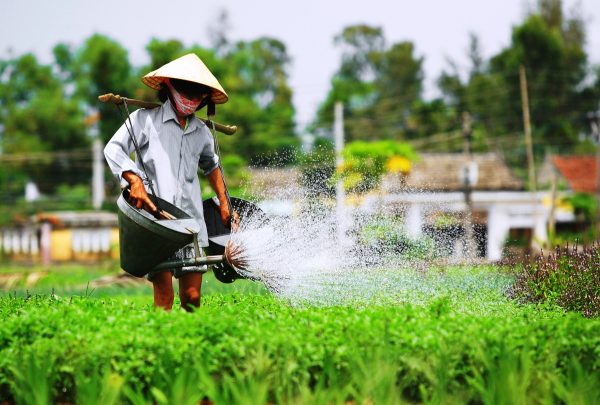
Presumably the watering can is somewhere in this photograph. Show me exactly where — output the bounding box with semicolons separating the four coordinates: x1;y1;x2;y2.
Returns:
101;92;264;281
117;188;266;281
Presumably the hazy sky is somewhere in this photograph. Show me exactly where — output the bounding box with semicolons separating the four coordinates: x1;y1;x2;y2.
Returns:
1;0;599;128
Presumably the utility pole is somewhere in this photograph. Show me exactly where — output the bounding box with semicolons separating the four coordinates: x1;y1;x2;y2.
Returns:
519;65;536;193
588;111;600;238
548;168;557;241
92;138;105;210
462;112;476;257
0;123;4;155
334;101;348;246
520;65;542;250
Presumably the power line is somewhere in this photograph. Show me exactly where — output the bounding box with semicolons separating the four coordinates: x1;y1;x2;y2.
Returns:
0;149;91;163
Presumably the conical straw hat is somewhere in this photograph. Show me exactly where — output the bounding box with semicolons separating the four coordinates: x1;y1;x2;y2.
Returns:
142;53;228;104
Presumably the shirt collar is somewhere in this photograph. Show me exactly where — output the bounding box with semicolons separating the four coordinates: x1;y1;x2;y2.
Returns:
161;98;199;134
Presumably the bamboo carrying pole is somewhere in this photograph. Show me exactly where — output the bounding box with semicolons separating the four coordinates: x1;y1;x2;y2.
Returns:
98;93;238;135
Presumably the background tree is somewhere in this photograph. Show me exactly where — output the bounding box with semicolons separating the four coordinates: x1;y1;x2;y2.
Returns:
374;41;424;139
0;53;88;194
0;31;299;204
490;0;590;148
71;34;136;144
313;25;384;141
438;0;599;176
312;25;426;142
207;9;232;55
217;37;297;165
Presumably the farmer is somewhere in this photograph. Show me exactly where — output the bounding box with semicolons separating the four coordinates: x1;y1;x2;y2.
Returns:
104;53;237;311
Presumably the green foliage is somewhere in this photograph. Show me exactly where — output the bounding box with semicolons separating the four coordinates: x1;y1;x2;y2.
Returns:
358;216;436;260
567;192;597;222
145;38;185;71
0;33;299;205
313;25;427;141
334;140;418;192
220;154;250;186
55;183;92;205
201;154;250;198
297;143;335;196
8;351;55;405
219;37;298;165
509;244;600;317
76;368;123;405
73;34;136;144
0;274;599;404
438;0;598;168
0;184;93;226
0;53;89;194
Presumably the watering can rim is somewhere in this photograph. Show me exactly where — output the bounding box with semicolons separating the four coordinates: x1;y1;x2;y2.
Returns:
117;191;198;242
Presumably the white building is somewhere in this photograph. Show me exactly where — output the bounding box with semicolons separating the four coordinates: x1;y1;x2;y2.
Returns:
248;153;576;262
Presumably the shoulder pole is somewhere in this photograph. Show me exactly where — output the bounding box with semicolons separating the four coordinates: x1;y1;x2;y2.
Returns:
98;93;238;135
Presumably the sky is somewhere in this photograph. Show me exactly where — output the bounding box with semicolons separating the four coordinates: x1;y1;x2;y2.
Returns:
1;0;599;129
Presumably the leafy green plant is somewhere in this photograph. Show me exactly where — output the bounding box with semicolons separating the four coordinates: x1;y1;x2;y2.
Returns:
508;244;600;317
76;366;123;405
0;278;598;403
8;351;55;405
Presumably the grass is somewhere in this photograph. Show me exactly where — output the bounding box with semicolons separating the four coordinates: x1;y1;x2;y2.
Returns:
0;262;267;298
0;263;599;404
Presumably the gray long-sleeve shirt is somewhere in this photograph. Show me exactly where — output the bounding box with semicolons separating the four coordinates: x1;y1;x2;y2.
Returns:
104;99;219;246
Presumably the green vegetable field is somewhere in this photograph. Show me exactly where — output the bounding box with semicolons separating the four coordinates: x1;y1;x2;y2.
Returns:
0;263;599;404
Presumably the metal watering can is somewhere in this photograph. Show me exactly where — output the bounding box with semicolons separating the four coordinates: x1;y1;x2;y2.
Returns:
117;189;266;282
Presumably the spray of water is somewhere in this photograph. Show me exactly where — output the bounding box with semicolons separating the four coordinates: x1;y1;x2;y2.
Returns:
228;167;503;306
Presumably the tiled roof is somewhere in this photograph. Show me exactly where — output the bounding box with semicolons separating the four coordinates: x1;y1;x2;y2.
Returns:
552;155;597;193
248;153;524;196
247;168;302;199
384;152;523;192
35;211;118;227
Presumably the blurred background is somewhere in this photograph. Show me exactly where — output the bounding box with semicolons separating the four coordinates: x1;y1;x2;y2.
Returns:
0;0;599;270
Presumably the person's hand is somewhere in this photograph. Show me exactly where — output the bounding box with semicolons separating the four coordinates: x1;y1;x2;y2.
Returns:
220;205;240;231
123;172;157;214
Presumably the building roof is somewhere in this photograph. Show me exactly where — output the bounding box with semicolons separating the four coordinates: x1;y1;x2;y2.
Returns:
552;155;597;193
247;167;302;199
36;211;118;228
247;152;523;197
383;152;523;192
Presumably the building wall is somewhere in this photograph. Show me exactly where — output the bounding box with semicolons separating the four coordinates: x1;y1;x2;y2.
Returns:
1;226;119;263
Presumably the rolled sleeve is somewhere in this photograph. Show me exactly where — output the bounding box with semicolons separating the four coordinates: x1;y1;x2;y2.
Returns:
103;110;147;185
198;133;220;175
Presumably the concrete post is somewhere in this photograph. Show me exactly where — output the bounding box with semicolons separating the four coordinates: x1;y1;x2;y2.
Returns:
92;138;105;210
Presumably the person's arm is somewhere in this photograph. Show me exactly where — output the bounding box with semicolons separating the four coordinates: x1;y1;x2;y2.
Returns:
199;126;239;229
206;167;239;230
104;110;157;214
103;109;146;187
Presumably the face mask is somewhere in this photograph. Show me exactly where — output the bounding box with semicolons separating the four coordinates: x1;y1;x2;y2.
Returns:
166;80;203;116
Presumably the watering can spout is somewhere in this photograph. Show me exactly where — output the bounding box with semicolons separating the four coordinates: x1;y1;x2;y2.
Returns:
150;239;248;276
224;240;248;274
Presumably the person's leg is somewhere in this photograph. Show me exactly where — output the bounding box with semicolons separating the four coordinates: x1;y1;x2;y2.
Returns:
152;271;174;310
178;272;203;312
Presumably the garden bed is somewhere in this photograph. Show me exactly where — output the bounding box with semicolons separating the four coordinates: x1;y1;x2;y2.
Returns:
0;266;598;404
